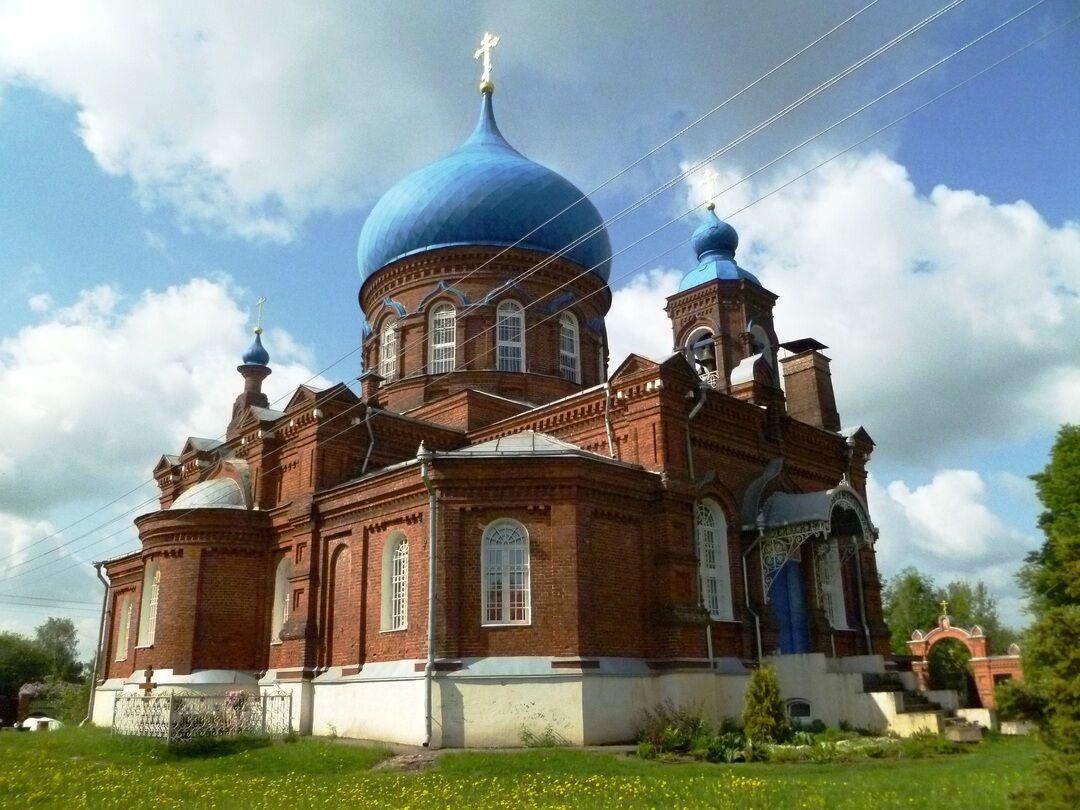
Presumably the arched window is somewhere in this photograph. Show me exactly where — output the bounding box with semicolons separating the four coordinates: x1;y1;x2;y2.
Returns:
271;556;293;643
482;519;530;625
815;538;848;630
137;564;160;647
685;327;718;386
115;597;132;661
695;500;733;621
558;313;580;383
381;533;409;631
379;319;397;381
428;303;456;374
496;300;525;372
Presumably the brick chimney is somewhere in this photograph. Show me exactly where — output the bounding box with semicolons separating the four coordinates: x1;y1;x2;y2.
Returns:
779;338;840;432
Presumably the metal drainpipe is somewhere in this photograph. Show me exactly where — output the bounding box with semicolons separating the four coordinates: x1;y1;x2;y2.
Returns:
417;443;438;748
742;529;765;662
360;405;376;475
684;383;708;482
603;382;617;458
84;562;111;726
853;539;873;655
685;382;711;661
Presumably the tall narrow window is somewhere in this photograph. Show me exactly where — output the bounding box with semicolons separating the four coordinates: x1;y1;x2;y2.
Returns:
815;538;848;630
695;500;733;621
482;520;530;625
429;303;456;374
271;556;293;643
379;319;397;381
559;312;580;383
115;597;132;661
137;565;160;647
496;300;524;372
381;533;409;631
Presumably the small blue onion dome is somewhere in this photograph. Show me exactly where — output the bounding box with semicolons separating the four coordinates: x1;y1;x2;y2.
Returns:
241;331;270;366
678;209;760;291
357;91;612;287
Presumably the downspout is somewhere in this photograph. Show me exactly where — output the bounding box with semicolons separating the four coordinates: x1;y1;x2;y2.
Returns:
83;562;111;726
603;382;617;458
684;383;708;482
685;382;710;663
360;406;376;475
742;529;765;662
853;539;873;655
417;442;438;748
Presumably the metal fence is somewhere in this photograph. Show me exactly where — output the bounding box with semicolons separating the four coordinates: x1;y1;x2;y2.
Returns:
112;691;292;743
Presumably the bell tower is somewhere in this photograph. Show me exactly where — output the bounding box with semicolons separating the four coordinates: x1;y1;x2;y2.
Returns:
664;207;781;406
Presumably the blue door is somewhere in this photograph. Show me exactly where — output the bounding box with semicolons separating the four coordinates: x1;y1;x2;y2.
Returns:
768;561;811;654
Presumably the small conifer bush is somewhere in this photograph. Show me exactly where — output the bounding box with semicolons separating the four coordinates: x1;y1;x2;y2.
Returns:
741;665;788;743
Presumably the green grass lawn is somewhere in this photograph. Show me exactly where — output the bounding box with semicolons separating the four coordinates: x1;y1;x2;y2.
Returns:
0;727;1039;809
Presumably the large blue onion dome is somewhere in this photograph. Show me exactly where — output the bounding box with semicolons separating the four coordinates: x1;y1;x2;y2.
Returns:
241;331;270;366
357;91;612;287
678;208;759;291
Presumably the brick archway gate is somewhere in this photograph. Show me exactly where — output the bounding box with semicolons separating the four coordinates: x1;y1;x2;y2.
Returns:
907;614;1023;708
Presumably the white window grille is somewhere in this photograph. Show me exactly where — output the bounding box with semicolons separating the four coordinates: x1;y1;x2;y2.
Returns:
115;598;132;661
381;533;409;631
271;557;293;643
815;538;849;630
482;520;530;625
379;319;397;381
137;565;160;647
429;303;456;374
496;300;524;372
391;540;408;630
559;312;580;383
695;500;733;621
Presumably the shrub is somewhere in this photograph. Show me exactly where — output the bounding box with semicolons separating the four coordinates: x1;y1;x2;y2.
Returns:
636;740;657;760
995;679;1047;723
899;731;963;758
636;700;708;754
742;666;788;743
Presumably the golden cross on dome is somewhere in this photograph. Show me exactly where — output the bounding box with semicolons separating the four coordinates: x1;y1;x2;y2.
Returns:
255;296;267;335
702;168;719;211
474;32;500;91
940;599;949;615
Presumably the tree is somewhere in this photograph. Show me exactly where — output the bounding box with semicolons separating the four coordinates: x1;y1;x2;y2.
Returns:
742;665;787;743
883;568;941;654
34;617;82;682
0;632;51;700
1015;425;1080;809
883;568;1016;655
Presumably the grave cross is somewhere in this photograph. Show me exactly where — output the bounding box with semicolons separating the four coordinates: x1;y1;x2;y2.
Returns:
139;665;157;696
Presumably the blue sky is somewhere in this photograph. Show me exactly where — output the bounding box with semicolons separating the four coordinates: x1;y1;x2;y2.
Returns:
0;0;1077;653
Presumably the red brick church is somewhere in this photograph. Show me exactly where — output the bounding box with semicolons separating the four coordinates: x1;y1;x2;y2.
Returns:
93;61;897;745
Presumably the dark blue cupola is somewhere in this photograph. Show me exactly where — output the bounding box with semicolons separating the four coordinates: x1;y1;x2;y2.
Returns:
678;207;760;291
357;87;612;289
241;330;270;367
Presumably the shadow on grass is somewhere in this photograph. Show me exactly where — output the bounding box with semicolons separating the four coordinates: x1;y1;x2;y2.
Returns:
163;735;273;760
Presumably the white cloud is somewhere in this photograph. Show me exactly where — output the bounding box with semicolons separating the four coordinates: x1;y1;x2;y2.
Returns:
27;293;52;312
867;470;1039;628
0;1;972;242
0;277;322;520
606;267;682;365
612;151;1080;463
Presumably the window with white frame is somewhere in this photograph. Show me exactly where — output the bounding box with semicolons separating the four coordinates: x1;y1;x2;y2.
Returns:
482;520;530;625
271;556;293;643
695;500;733;621
428;303;456;374
558;312;580;383
137;564;160;647
496;300;525;372
115;597;132;661
816;538;849;629
380;534;409;631
379;319;397;381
